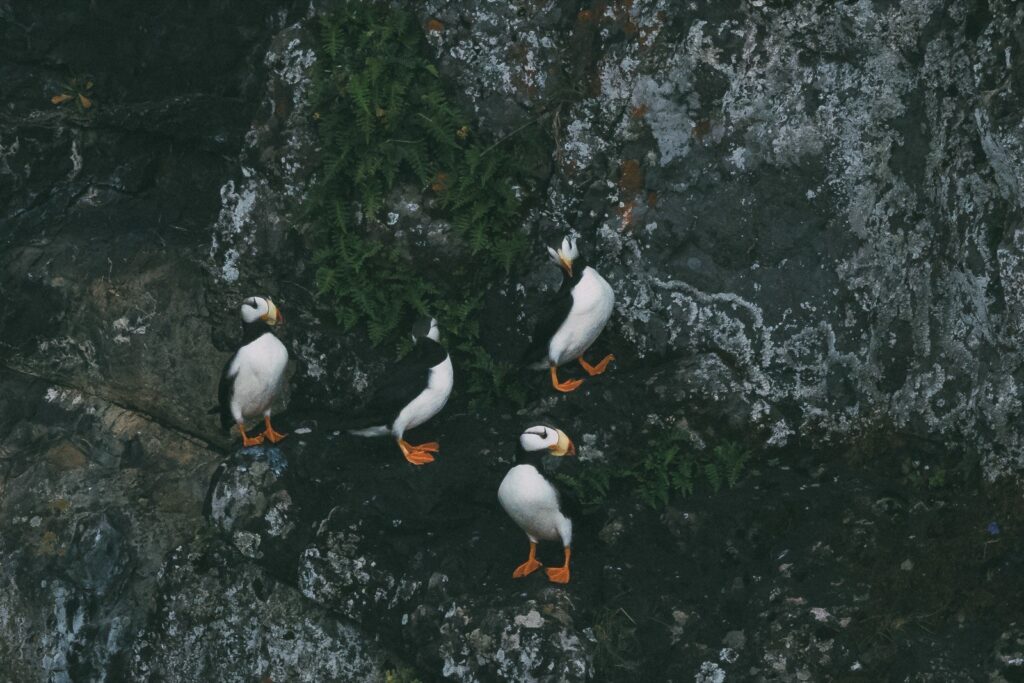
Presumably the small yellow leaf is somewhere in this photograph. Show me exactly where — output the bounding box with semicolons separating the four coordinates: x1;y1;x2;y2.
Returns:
51;93;73;105
78;94;92;109
84;81;94;90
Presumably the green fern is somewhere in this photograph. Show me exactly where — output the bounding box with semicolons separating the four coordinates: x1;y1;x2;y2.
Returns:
558;433;752;512
305;0;550;405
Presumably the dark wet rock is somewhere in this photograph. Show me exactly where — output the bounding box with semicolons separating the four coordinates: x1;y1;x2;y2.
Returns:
128;535;392;683
0;370;220;681
295;511;594;681
4;0;1024;680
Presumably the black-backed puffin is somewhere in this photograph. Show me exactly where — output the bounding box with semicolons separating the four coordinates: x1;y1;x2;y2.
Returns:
348;317;453;465
523;236;615;392
215;296;288;447
497;424;577;584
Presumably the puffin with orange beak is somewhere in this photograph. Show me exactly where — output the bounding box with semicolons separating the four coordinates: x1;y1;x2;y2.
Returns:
498;424;578;583
214;296;289;447
523;235;616;392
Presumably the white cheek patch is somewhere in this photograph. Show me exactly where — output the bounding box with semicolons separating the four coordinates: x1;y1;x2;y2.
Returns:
561;237;579;261
520;428;555;452
240;297;268;323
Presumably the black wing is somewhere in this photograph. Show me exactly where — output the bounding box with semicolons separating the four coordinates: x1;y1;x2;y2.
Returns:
555;480;583;522
216;352;238;429
521;286;574;365
348;341;441;428
546;459;583;522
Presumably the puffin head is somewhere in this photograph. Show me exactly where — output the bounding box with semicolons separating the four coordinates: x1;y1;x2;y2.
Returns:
519;424;576;457
411;316;440;343
547;235;581;279
240;296;283;326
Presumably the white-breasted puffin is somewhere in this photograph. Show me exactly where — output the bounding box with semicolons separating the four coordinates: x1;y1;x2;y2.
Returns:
497;424;577;584
348;317;453;465
215;296;289;447
523;236;615;393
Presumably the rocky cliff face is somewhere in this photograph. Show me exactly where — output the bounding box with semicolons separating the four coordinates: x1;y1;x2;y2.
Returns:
2;1;1024;681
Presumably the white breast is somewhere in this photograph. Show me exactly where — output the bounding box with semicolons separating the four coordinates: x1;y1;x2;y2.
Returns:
229;333;288;422
549;266;614;366
498;465;572;546
391;354;453;437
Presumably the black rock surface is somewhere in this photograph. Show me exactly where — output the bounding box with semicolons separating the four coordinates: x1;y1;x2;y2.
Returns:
3;0;1024;681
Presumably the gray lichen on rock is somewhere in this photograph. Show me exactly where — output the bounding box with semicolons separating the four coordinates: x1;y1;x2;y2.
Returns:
4;0;1024;681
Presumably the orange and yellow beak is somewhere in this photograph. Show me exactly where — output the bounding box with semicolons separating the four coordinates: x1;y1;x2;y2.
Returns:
548;429;576;457
557;251;573;278
261;300;283;326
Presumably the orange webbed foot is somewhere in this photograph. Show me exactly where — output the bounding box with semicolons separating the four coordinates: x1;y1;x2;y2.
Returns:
550;366;584;393
513;558;543;578
545;566;570;584
262;416;287;444
513;542;542;578
545;547;571;584
398;439;437;465
239;425;265;448
579;353;615;376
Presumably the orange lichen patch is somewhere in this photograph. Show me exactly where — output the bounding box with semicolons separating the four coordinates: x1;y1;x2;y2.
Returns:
630;104;648;119
647;191;658;208
618;159;644;194
431;171;449;192
692;119;713;140
50;93;73;105
425;18;444;33
577;9;595;23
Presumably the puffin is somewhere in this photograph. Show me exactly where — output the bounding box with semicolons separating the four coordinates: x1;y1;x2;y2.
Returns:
498;424;577;584
523;236;615;393
215;296;289;447
348;317;453;465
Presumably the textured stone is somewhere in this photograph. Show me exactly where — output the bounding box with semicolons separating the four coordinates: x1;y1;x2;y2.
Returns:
3;0;1024;680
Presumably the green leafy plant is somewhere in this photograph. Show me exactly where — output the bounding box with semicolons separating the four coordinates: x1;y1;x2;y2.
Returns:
558;431;752;510
50;75;95;112
306;1;551;404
